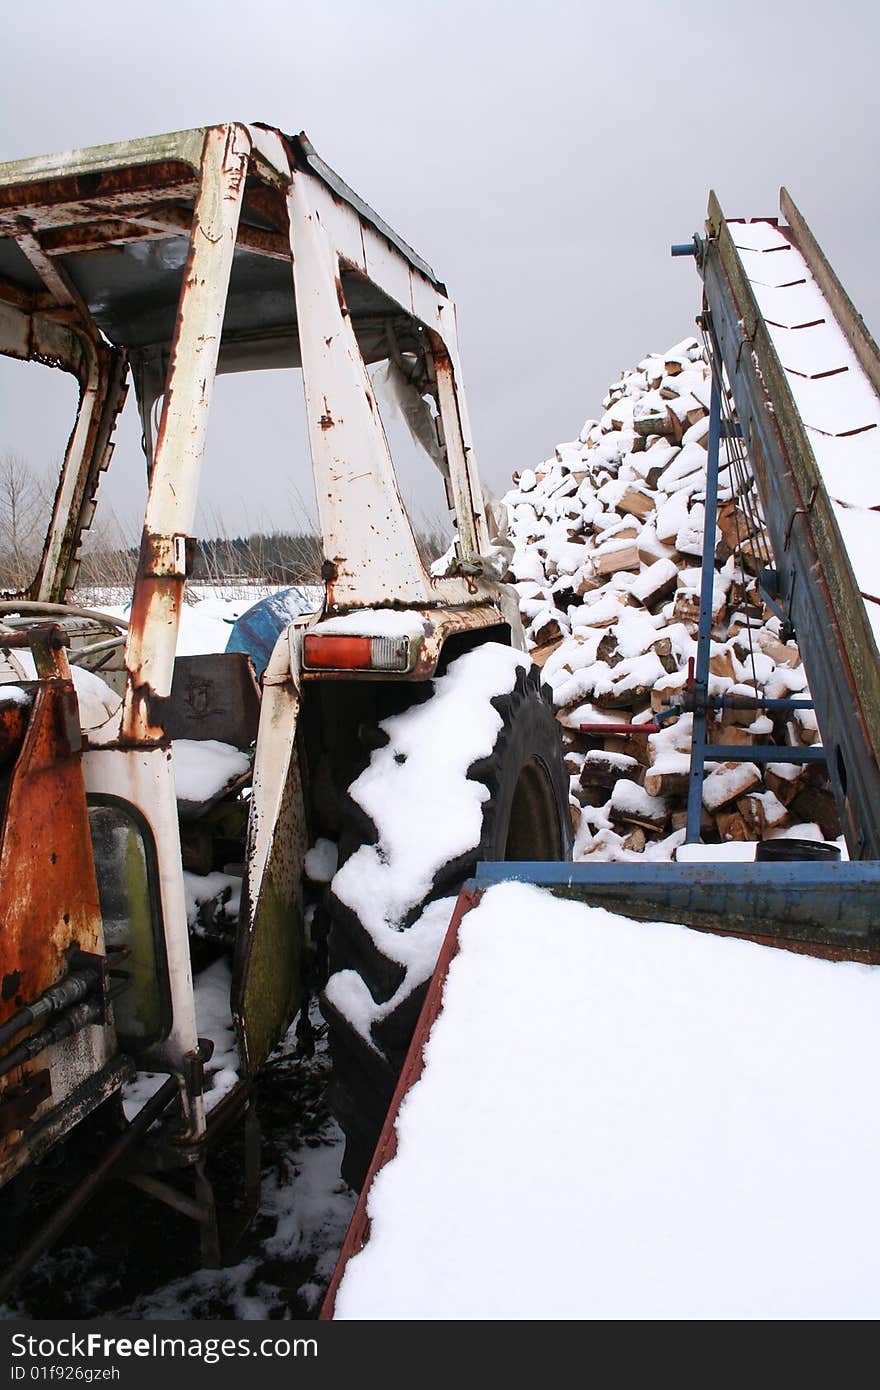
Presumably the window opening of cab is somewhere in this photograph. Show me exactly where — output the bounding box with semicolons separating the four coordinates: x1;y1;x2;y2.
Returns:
369;347;454;567
192;367;322;597
72;382;149;604
0;356;81;593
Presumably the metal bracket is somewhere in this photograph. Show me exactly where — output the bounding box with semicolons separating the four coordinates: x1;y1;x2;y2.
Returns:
783;485;819;552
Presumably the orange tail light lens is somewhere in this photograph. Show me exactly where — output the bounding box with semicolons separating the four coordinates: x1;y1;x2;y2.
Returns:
303;633;414;671
303;635;372;669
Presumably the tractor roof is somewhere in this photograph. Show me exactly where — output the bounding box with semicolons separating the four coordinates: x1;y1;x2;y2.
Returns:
0;123;442;370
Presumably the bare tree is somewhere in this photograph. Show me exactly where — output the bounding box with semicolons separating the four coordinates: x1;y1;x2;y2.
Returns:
0;452;47;589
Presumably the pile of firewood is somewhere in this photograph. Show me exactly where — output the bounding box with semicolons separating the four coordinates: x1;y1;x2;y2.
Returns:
502;337;840;861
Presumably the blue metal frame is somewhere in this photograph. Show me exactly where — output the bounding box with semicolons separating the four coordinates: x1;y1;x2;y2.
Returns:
684;374;722;840
698;223;880;859
677;290;829;842
474;861;880;948
699;745;826;765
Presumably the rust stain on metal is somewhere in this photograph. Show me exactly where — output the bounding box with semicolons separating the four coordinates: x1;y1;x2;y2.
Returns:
0;656;103;1042
334;275;349;317
39;218;173;257
0;1070;52;1139
0;162;198;222
122;529;186;743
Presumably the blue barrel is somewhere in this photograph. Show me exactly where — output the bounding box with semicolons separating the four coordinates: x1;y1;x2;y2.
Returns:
226;586;321;679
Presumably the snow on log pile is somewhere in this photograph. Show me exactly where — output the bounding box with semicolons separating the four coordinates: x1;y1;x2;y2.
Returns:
502;337;840;860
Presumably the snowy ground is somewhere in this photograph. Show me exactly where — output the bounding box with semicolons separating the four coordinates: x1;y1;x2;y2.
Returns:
2;1004;355;1320
2;588;354;1321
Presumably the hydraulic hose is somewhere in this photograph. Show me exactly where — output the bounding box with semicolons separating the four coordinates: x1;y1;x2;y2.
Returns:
0;968;97;1054
0;997;105;1080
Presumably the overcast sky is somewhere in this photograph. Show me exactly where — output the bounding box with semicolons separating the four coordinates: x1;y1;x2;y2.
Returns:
2;0;878;540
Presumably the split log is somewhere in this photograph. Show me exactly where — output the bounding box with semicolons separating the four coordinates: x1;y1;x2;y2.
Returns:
530;635;565;669
581;749;642;788
651;670;688;712
702;761;761;813
575;572;602;597
756;633;801;669
672;806;714;835
737;790;789;837
765;763;809;806
530;614;563;647
644;766;690;798
591;543;641;577
715;809;752;842
710;722;757;746
789;786;840;841
717;501;757;553
617;487;657;520
596;633;623;667
622;827;647;853
629;558;678;608
603;731;653;765
574;782;611;808
609;778;669;832
708;649;736;680
633;408;676;439
638;532;676;566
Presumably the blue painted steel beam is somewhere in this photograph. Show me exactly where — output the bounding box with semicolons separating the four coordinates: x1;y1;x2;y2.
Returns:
702;696;814;712
685;374;723;843
473;861;880;948
699;227;880;858
703;745;826;764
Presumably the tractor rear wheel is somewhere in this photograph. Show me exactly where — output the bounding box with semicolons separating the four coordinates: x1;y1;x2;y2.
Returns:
321;644;571;1188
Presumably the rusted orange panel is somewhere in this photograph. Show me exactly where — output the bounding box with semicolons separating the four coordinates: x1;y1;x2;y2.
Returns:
0;676;102;1032
0;162;198;225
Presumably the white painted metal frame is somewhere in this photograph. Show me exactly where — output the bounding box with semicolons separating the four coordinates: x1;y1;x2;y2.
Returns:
0;122;519;1138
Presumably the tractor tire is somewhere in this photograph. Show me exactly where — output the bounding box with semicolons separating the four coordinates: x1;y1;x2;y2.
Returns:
321;645;571;1188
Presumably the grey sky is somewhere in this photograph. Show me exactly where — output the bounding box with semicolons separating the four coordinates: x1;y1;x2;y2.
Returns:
1;0;878;539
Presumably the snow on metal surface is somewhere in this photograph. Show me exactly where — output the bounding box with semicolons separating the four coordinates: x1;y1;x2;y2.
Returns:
313;610;427;639
171;738;250;805
734;220;880;632
333;882;880;1320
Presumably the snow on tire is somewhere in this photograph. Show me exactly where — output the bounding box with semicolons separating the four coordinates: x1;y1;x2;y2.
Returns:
321;642;572;1187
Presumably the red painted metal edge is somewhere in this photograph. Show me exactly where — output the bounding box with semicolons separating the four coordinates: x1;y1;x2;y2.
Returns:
320;886;482;1320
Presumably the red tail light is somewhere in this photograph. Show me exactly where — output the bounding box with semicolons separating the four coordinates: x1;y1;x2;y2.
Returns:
303;635;372;669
